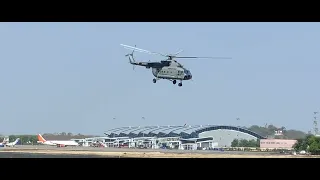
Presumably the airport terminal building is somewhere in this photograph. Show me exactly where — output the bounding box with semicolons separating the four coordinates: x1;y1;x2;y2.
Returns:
103;125;266;148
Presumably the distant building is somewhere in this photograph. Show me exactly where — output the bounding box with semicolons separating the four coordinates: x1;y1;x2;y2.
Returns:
260;139;297;149
104;125;266;147
274;129;283;136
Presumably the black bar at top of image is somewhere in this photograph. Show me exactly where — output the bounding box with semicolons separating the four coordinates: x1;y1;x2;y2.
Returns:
1;1;320;22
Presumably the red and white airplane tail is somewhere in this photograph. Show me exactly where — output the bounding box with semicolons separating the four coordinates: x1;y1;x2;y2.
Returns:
37;134;46;143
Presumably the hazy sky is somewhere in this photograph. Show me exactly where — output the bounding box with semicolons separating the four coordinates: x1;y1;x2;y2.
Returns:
0;22;319;135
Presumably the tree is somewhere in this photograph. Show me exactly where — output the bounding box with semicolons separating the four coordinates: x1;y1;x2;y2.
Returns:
231;139;259;147
293;138;308;152
231;139;239;147
293;135;320;155
9;135;38;145
247;124;306;139
307;136;320;155
268;125;278;132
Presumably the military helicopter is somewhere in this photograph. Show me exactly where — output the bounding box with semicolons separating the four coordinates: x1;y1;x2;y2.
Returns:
121;44;231;87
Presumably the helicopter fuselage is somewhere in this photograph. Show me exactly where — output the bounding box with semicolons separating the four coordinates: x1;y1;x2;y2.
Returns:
152;66;192;80
128;56;192;81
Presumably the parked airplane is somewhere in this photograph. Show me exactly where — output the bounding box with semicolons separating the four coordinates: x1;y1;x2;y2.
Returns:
0;137;20;147
37;134;79;147
0;137;8;147
5;138;20;147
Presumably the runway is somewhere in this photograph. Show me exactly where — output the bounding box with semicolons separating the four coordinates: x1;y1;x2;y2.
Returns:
0;152;110;158
0;145;308;158
0;145;277;154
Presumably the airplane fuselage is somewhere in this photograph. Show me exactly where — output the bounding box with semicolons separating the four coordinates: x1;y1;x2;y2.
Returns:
41;140;78;146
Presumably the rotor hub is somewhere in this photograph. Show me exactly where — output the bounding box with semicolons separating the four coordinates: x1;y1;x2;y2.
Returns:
167;55;176;60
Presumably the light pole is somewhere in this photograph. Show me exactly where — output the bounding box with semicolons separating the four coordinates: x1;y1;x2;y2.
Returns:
141;117;145;137
313;112;319;136
236;118;240;134
236;118;240;147
112;117;116;138
236;118;240;126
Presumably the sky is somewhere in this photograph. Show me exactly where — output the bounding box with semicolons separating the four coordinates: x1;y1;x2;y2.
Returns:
0;22;320;135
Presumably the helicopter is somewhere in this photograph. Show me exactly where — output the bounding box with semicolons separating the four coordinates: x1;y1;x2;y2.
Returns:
121;44;231;87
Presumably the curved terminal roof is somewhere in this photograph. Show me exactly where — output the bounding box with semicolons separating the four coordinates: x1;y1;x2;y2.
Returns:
104;125;266;139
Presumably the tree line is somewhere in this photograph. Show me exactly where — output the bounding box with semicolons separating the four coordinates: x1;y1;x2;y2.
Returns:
8;135;38;145
230;134;320;154
247;124;306;139
293;135;320;155
231;139;260;147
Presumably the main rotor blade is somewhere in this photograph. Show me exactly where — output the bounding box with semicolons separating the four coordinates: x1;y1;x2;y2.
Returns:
174;56;232;59
121;44;231;60
172;49;183;55
120;44;166;57
121;44;153;54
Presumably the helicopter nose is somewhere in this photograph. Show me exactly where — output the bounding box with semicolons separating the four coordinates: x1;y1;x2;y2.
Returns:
184;74;192;80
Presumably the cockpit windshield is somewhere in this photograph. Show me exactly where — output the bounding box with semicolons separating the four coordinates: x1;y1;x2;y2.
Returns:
184;69;190;75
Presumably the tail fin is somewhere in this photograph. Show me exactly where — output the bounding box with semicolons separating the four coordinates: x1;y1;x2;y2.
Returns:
37;134;46;142
2;137;9;144
13;138;20;145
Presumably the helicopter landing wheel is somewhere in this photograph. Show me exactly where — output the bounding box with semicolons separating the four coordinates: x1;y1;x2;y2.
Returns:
153;79;157;83
178;82;182;87
173;80;176;84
